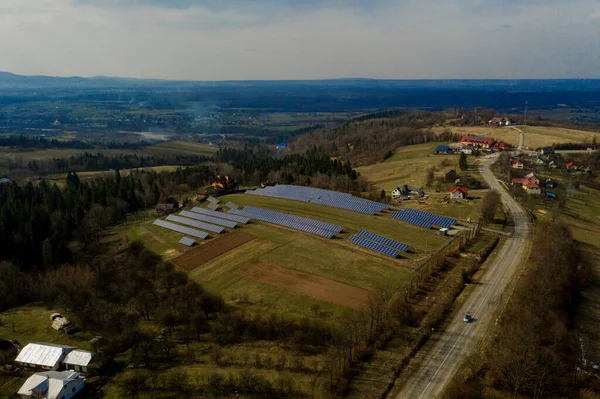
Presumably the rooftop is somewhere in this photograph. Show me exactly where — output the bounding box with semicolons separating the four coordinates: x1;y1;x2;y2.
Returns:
18;370;80;399
62;349;94;367
15;343;74;368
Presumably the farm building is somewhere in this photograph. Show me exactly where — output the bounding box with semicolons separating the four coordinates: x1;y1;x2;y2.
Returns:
17;370;84;399
156;198;180;214
488;116;514;127
444;169;458;182
450;187;468;200
392;185;424;199
62;350;94;373
460;135;494;148
566;162;578;172
540;147;555;155
545;178;556;188
435;145;451;154
15;343;75;371
512;160;524;169
0;177;10;184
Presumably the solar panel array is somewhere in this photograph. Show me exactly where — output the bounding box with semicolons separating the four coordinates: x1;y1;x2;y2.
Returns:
208;203;220;211
179;210;237;228
191;207;250;224
356;230;409;252
245;185;389;215
243;206;342;233
229;207;336;238
179;237;196;246
166;215;225;234
153;220;209;239
226;201;239;209
348;235;399;258
207;196;220;204
389;209;456;229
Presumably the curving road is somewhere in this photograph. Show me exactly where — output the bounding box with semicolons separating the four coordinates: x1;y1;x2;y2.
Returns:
393;155;532;399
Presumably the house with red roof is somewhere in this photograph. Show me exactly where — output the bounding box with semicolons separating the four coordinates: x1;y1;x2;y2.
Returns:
566;161;578;172
450;186;468;200
512;159;524;169
460;135;495;148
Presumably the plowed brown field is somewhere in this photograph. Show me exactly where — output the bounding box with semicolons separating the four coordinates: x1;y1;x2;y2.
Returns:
237;261;370;310
173;232;255;271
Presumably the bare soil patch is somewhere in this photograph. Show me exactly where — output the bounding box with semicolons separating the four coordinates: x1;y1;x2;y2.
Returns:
173;232;255;271
237;261;370;310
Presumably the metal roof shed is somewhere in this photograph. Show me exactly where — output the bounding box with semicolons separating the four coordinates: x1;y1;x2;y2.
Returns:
62;349;94;373
15;343;74;370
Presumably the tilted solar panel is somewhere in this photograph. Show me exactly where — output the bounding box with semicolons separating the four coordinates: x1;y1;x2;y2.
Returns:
166;215;224;234
179;211;237;228
179;236;196;246
348;235;399;258
191;207;250;224
153;220;209;239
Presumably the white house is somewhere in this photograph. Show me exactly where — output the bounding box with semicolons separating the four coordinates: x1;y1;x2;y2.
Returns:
62;350;94;373
15;343;75;371
18;370;84;399
450;187;469;200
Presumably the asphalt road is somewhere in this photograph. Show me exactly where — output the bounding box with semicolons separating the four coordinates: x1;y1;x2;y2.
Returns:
393;155;532;399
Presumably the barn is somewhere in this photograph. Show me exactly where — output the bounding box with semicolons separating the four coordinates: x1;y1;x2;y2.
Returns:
15;343;74;371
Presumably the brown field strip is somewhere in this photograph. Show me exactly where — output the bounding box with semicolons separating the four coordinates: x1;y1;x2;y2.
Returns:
237;261;370;310
173;232;255;271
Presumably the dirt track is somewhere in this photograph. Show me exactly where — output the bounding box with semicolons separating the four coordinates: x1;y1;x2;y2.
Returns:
237;261;370;310
173;232;255;271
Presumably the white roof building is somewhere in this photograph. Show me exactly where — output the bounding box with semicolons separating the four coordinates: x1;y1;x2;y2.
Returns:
15;343;74;371
17;370;84;399
62;350;94;373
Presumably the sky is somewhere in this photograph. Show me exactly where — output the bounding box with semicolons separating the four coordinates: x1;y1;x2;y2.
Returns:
0;0;599;80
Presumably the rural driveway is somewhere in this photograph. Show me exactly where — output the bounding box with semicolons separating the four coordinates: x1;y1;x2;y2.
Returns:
392;155;532;399
509;126;524;150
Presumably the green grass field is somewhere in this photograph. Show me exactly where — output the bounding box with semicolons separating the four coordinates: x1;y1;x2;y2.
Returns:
139;140;217;157
356;143;456;191
110;193;451;322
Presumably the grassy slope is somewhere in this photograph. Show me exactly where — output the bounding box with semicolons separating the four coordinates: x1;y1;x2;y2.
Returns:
438;125;600;149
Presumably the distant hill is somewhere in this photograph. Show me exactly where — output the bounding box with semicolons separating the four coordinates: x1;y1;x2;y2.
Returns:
2;71;600;90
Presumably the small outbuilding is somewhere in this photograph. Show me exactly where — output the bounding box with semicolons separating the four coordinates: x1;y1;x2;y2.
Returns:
435;145;451;154
512;160;524;169
62;349;94;373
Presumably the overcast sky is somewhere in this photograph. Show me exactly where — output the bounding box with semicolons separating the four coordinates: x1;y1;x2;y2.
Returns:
1;0;599;80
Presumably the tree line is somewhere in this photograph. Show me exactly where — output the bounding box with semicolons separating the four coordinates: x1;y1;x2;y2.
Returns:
0;135;152;150
291;111;460;165
25;152;210;175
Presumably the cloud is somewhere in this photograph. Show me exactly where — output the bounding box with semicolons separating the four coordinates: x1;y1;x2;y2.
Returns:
0;0;598;79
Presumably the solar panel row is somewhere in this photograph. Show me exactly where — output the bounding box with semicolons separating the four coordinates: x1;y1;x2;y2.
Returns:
348;235;399;258
179;236;196;246
190;207;250;224
356;230;409;252
243;205;342;233
166;215;225;234
179;210;237;228
207;196;219;204
245;185;389;215
230;208;335;239
153;220;208;239
389;208;456;229
226;201;239;209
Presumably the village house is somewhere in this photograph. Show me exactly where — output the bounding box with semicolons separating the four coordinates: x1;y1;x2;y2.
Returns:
15;343;75;371
460;135;495;148
512;159;524;169
566;162;578;172
392;185;424;199
450;186;468;200
530;156;545;166
17;370;84;399
488;116;514;127
545;178;556;189
155;198;180;214
522;179;541;195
